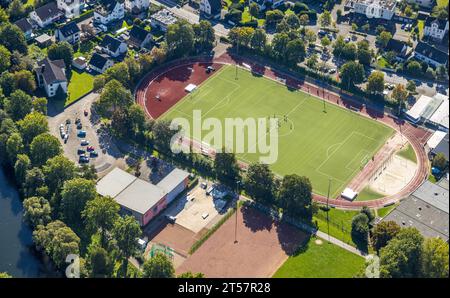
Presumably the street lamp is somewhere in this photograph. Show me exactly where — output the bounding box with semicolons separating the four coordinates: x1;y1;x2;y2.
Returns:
234;180;241;244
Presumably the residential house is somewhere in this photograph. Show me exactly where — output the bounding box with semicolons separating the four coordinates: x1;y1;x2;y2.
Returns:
423;17;449;42
199;0;222;19
149;8;177;32
406;0;434;8
94;0;124;25
55;22;81;44
35;33;54;48
344;0;396;20
14;18;33;40
99;35;128;57
29;2;64;28
124;0;150;14
57;0;85;18
127;26;152;49
35;58;68;97
88;52;114;73
413;41;448;68
385;38;408;60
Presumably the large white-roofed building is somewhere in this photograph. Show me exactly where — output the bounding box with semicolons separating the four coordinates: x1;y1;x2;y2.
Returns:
405;95;433;123
96;167;190;226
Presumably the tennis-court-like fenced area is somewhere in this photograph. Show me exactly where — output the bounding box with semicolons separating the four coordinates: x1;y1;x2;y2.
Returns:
161;65;394;197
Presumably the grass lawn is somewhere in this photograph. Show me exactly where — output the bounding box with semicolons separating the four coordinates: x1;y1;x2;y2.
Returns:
241;8;265;27
376;204;397;218
417;20;424;39
356;186;385;201
437;0;448;7
396;143;417;163
313;208;359;246
66;70;94;106
273;237;365;278
163;65;393;197
377;56;393;69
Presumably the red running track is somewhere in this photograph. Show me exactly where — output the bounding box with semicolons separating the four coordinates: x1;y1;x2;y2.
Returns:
135;53;431;210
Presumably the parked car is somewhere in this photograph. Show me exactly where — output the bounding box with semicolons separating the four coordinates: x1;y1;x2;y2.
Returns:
200;182;207;189
76;123;82;129
64;134;69;143
66;119;71;124
165;215;176;223
206;186;214;195
89;151;98;157
80;139;89;146
329;68;336;74
77;130;86;137
84;110;88;116
79;155;89;163
86;146;94;151
77;148;86;155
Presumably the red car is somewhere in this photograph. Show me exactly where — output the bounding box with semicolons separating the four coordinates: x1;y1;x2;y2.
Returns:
86;146;94;152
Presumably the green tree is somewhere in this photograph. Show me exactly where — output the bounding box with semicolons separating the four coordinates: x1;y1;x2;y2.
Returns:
319;10;332;27
406;60;421;74
250;28;267;52
377;31;392;48
23;167;47;198
23;196;52;228
249;2;260;21
0;45;11;73
391;84;408;114
4;89;33;120
193;20;215;50
371;221;401;253
351;213;369;250
214;148;240;186
421;237;449;278
306;53;318;70
379;227;424;278
47;41;74;68
33;97;48;115
13;70;36;94
285;13;301;30
177;271;205;278
340;61;365;89
30;133;62;166
33;220;80;269
299;14;309;29
152;119;176;152
406;80;416;93
166;20;195;58
142;253;175;278
265;10;284;26
6;132;23;164
271;32;289;60
112;215;141;278
14;153;30;186
285;38;306;64
61;178;97;232
43;155;76;194
85;243;114;278
432;152;447;171
17;111;48;145
277;174;313;220
244;163;275;205
96;79;133;117
7;0;26;22
366;71;385;94
357;40;372;65
82;196;120;247
103;62;131;88
0;23;27;54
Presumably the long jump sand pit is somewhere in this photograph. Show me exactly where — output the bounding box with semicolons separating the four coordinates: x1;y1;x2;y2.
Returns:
176;205;307;278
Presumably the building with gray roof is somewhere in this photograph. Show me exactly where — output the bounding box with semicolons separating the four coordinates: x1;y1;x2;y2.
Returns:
382;180;449;241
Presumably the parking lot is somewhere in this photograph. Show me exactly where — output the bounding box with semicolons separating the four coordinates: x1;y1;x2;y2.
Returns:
47;92;122;175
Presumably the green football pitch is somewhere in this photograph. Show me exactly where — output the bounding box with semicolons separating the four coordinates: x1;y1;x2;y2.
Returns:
162;65;394;197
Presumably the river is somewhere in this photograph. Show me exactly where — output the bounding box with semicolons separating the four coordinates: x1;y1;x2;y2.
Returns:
0;168;56;277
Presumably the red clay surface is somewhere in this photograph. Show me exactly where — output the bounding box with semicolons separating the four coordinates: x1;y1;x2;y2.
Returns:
135;53;431;209
176;206;307;278
136;59;223;119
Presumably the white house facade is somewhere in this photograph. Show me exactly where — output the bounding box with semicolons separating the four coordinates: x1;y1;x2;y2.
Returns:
56;0;85;18
406;0;434;8
345;0;396;20
29;2;64;28
35;58;68;97
423;17;449;42
199;0;222;19
124;0;150;12
94;0;124;25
